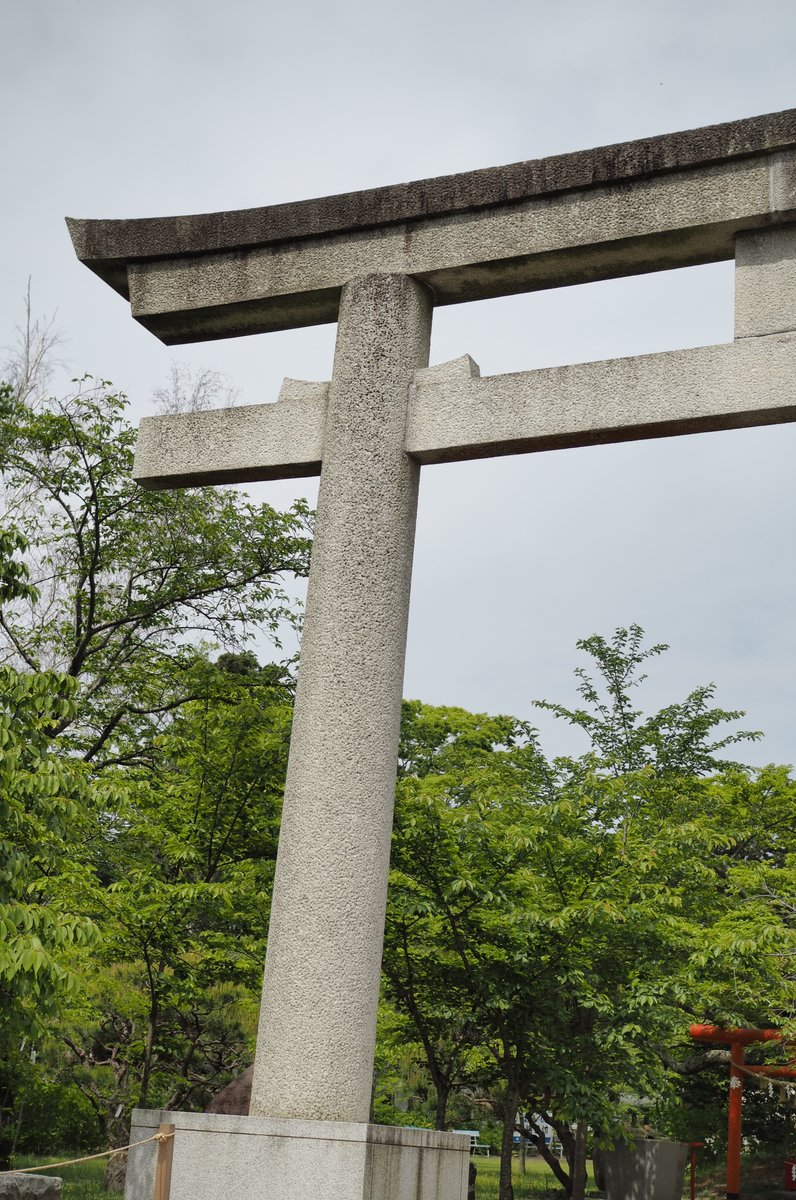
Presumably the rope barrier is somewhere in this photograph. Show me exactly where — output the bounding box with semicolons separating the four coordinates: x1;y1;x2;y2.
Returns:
735;1059;796;1082
0;1129;174;1175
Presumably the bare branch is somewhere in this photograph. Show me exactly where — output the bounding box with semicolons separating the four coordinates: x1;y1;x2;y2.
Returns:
3;280;63;405
152;363;239;415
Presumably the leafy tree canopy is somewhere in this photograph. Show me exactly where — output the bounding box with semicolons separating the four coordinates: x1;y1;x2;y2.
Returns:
386;630;795;1200
0;378;311;764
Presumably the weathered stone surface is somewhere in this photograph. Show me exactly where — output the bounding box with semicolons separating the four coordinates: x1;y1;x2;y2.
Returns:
66;112;796;344
103;1152;127;1194
131;325;796;490
133;378;328;489
124;1109;469;1200
248;275;432;1123
407;331;796;465
0;1175;62;1200
68;109;796;263
736;224;796;338
120;153;796;343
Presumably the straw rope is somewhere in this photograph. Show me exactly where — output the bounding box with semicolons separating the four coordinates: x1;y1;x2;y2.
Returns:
0;1129;174;1175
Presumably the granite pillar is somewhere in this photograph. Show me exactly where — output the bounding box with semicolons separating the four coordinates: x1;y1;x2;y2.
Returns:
251;274;432;1122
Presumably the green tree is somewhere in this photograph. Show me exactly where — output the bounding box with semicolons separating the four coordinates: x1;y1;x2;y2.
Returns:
0;525;118;1166
387;631;794;1200
388;702;558;1199
57;654;293;1143
0;377;310;764
534;624;759;780
0;349;309;1156
387;702;538;1130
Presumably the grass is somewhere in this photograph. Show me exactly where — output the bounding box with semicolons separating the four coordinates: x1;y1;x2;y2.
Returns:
10;1153;108;1199
11;1148;581;1199
438;1151;789;1199
471;1153;599;1197
468;1152;787;1198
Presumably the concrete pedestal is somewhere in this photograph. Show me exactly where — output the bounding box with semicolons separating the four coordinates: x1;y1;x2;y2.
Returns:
124;1109;469;1200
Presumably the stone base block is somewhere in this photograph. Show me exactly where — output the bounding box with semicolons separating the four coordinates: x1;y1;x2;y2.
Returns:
125;1109;469;1200
0;1176;62;1199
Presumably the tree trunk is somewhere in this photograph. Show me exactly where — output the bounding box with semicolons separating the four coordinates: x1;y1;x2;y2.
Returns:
569;1121;588;1200
519;1132;527;1174
556;1118;574;1175
139;1007;157;1110
139;963;162;1110
525;1118;572;1192
499;1077;519;1200
10;1101;24;1158
434;1080;451;1131
0;1071;15;1171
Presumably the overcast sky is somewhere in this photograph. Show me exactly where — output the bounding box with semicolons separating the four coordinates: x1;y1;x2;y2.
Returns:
2;0;795;765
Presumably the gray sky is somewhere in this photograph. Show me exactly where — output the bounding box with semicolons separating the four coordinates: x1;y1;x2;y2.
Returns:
2;0;795;765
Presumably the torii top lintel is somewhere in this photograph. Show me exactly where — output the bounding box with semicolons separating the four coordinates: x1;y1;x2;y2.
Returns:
66;109;796;346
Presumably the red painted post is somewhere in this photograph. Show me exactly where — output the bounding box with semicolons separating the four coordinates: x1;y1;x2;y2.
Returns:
727;1043;743;1200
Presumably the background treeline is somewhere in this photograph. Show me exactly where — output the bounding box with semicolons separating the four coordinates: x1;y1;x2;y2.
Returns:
1;347;795;1200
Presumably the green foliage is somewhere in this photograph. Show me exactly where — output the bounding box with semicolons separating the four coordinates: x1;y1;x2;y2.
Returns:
386;630;796;1198
0;521;108;1034
536;625;761;776
0;525;118;1165
12;1154;107;1200
0;665;98;1019
0;366;306;1150
11;1061;102;1155
2;352;794;1188
56;656;291;1139
652;1065;795;1157
473;1155;597;1199
0;377;311;762
0;524;36;605
371;1002;435;1128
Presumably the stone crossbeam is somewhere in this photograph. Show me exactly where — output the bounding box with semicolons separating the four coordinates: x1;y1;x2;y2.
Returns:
133;222;796;489
133;379;328;489
68;110;796;344
133;332;796;488
408;332;796;463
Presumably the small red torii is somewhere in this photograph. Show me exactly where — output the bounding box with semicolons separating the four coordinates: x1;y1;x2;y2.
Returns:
690;1025;796;1200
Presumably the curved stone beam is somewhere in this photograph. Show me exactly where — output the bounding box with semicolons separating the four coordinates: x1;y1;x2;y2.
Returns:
66;110;796;344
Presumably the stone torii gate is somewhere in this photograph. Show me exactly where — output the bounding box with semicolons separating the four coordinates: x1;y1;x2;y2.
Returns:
67;109;796;1200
